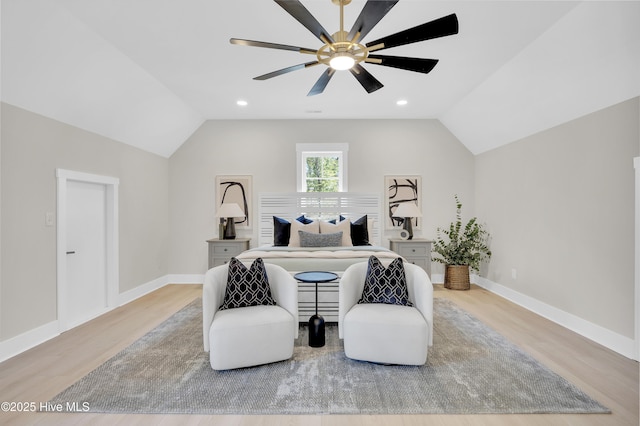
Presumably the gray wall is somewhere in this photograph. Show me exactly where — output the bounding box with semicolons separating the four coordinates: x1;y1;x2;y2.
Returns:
0;103;170;340
168;119;476;274
1;97;637;352
475;97;639;339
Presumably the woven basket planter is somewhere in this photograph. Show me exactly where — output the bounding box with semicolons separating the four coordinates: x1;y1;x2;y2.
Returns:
444;265;470;290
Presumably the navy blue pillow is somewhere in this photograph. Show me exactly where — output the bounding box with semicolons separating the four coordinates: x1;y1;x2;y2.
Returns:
350;215;370;246
219;257;276;310
329;215;370;246
296;214;314;224
358;256;412;306
273;215;315;246
273;216;291;246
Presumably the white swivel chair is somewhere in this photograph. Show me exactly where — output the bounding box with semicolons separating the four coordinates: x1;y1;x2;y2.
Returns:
339;261;433;365
203;262;298;370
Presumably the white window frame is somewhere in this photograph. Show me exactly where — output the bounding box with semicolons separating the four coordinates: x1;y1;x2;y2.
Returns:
296;143;349;192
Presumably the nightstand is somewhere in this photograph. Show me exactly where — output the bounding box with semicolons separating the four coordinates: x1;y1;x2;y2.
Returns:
207;238;251;269
390;239;432;277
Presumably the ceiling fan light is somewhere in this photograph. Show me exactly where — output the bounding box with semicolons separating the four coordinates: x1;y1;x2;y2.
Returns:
329;53;355;70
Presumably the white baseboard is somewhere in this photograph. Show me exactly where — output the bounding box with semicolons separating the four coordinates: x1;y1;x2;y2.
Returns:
117;275;169;306
166;274;205;284
0;320;60;363
474;275;638;361
0;274;190;363
1;274;208;363
4;272;635;363
431;273;444;284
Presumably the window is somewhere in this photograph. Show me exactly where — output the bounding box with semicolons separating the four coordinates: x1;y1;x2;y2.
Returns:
297;143;348;192
303;153;340;192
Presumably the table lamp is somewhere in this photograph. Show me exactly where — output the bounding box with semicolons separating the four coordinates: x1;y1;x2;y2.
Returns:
392;202;422;240
215;203;246;239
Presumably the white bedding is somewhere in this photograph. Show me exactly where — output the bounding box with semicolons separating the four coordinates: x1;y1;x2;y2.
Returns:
236;245;402;273
236;245;403;322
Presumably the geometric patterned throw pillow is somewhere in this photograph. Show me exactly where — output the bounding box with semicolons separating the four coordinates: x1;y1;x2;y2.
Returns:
219;257;277;310
358;256;413;306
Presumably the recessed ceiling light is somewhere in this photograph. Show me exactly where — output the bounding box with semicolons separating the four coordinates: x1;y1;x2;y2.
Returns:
396;99;408;106
236;100;248;106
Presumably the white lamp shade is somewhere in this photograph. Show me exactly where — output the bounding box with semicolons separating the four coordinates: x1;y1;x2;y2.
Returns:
392;202;422;218
215;203;245;219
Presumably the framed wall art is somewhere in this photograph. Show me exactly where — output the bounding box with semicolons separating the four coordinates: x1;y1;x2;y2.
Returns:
384;175;422;229
215;175;252;229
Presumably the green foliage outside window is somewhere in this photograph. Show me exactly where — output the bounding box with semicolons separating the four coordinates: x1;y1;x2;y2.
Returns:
305;156;340;192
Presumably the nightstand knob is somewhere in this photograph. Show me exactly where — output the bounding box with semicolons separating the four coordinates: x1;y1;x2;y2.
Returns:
412;249;416;253
224;248;228;252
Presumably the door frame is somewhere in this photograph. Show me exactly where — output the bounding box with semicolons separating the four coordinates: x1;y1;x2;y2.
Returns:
56;169;119;331
635;157;640;361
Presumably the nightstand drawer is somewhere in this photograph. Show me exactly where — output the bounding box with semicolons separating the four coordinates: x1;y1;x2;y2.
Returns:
213;243;245;257
404;258;428;270
396;245;429;258
207;238;251;269
211;258;231;267
389;239;432;276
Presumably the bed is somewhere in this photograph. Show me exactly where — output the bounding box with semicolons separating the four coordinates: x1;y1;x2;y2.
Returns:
236;246;401;272
235;192;403;322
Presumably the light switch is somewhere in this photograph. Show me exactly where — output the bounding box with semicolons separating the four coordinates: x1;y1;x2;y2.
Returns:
45;212;55;227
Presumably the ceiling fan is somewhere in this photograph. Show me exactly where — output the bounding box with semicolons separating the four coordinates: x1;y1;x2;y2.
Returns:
230;0;458;96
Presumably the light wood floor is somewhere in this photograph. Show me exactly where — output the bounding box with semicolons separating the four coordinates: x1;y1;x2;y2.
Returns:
0;284;637;426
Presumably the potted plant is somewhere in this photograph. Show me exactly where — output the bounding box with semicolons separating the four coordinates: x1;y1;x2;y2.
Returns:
432;195;491;290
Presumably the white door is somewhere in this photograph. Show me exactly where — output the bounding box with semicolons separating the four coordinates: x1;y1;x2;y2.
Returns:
65;180;108;328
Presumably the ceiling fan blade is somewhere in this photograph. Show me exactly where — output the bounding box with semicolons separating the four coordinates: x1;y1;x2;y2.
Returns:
274;0;334;43
254;61;320;80
367;55;439;74
349;64;384;94
307;68;336;96
366;13;458;52
347;0;398;42
230;38;316;54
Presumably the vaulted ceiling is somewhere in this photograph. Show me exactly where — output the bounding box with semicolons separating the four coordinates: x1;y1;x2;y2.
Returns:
2;0;639;158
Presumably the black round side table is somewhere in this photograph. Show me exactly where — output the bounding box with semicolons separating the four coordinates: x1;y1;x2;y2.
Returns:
294;271;339;348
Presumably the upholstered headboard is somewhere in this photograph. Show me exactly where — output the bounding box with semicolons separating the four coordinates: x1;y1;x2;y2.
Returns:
258;192;382;247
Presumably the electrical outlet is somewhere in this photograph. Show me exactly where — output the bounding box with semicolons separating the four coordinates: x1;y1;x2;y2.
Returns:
511;268;517;280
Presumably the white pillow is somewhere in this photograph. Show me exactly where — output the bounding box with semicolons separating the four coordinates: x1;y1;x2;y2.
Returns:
289;219;319;247
320;218;352;246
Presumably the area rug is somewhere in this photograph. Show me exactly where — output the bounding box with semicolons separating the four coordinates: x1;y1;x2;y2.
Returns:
49;298;609;415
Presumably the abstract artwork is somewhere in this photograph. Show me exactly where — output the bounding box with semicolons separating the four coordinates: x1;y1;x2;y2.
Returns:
385;175;421;229
216;175;252;229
